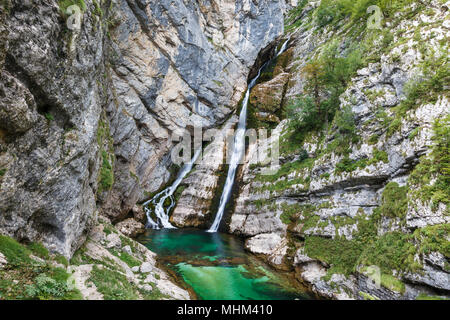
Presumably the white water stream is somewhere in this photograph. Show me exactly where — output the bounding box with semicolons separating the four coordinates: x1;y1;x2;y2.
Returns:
143;39;290;232
208;39;290;233
144;149;202;229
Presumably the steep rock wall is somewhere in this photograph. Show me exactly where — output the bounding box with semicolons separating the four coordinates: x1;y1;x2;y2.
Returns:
101;0;289;221
230;1;449;300
0;0;289;257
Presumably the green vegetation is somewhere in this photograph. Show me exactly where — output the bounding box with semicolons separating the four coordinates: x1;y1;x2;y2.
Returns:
359;291;380;300
284;0;309;32
380;273;405;293
334;148;388;174
314;0;416;29
286;42;363;148
408;116;450;210
373;182;408;219
358;231;420;274
305;236;364;276
99;150;114;192
88;265;168;300
395;51;449;117
414;224;450;258
89;265;139;300
58;0;87;14
109;249;141;268
93;0;103;17
416;293;449;300
45;113;54;121
97;118;115;194
0;236;82;300
28;242;50;260
58;0;87;16
54;255;69;267
0;235;33;266
23;269;82;300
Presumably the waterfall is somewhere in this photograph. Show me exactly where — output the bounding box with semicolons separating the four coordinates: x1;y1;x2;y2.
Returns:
144;149;202;229
208;39;290;233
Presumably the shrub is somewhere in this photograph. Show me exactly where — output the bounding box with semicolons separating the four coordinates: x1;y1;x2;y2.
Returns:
374;182;408;219
26;274;70;299
99;150;114;193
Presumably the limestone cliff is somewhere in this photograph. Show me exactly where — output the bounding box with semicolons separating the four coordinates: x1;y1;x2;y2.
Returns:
229;0;450;300
0;0;288;257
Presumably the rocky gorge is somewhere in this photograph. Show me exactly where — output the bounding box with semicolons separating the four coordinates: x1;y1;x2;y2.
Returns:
0;0;449;301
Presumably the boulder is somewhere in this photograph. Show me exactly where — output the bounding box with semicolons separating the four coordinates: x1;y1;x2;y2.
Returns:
116;219;145;238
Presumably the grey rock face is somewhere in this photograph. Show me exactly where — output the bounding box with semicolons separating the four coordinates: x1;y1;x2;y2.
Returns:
102;0;288;221
0;0;287;257
171;115;238;228
230;2;450;299
0;1;106;258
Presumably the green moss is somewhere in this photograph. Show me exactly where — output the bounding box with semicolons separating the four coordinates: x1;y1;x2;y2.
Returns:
109;249;141;268
97;117;115;194
395;50;449;117
374;182;408;219
408;116;450;210
368;134;379;145
254;156;313;185
380;273;406;294
54;255;69;267
99;150;114;192
0;236;82;300
284;0;309;32
174;185;187;202
408;127;420;140
359;291;380;300
416;293;449;300
93;0;103;17
28;242;50;260
414;224;450;258
45;113;55;121
335;157;359;174
304;236;363;276
370;149;388;164
58;0;87;14
358;232;419;274
89;265;140;300
0;235;32;266
212;80;223;87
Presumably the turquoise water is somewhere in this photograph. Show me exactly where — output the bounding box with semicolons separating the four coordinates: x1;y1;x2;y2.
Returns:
138;229;312;300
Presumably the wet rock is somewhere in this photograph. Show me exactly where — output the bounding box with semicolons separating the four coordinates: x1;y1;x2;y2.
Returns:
101;0;288;221
250;72;290;113
171;115;238;228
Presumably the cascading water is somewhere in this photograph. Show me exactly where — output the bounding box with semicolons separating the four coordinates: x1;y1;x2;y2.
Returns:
208;39;290;233
144;149;202;229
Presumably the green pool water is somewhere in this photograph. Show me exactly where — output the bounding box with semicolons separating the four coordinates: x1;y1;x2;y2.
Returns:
138;229;312;300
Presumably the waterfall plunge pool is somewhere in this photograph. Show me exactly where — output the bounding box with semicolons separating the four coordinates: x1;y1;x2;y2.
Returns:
138;228;313;300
